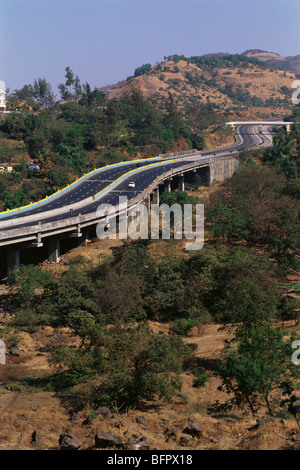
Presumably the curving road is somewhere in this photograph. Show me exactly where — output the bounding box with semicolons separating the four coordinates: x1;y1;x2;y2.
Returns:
0;123;277;235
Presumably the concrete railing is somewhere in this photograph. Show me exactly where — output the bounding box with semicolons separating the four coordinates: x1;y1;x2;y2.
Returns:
159;149;199;160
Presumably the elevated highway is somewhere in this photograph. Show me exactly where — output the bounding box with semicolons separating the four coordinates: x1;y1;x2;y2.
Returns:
0;122;279;277
226;120;293;132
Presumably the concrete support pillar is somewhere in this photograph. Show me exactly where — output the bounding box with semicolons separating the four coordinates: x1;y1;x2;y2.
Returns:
145;195;151;213
209;161;215;185
152;187;160;205
164;179;171;192
48;238;60;263
34;232;43;247
178;174;184;191
7;248;20;278
79;230;89;247
139;200;148;221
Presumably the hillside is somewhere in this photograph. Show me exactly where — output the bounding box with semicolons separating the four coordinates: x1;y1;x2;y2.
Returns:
0;127;299;450
1;311;300;451
98;54;297;120
0;171;299;450
243;49;300;74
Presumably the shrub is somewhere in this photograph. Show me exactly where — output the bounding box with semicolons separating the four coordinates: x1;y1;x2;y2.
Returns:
48;324;191;410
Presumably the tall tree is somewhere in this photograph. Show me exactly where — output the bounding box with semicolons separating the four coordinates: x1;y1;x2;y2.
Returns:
164;92;185;139
215;322;300;416
32;77;55;109
58;67;81;101
65;66;75;95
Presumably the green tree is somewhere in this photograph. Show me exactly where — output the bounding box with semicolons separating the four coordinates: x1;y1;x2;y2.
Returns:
25;133;46;159
145;256;186;320
8;84;39;110
8;265;57;328
270;209;300;270
110;243;157;291
209;164;299;254
47;260;99;325
94;267;146;324
207;203;249;243
124;87;164;147
32;77;55;109
48;323;190;409
58;83;70;101
164;92;185;139
4;188;29;210
58;67;83;101
263;125;300;178
209;249;278;333
64;66;75;95
134;63;152;77
215;323;300;416
1;115;26;140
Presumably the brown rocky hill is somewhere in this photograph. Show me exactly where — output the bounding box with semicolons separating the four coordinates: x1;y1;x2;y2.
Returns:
243;49;300;74
98;56;297;121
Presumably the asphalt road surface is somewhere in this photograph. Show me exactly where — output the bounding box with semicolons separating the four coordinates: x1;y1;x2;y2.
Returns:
0;123;276;232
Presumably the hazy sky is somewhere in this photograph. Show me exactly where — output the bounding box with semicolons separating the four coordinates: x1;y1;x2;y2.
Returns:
1;0;300;96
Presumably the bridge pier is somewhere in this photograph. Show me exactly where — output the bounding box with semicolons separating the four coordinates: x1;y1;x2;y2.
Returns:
209;160;215;185
78;230;90;247
178;174;184;191
164;179;171;192
48;238;60;263
152;188;160;204
145;195;151;213
7;248;20;278
209;158;239;184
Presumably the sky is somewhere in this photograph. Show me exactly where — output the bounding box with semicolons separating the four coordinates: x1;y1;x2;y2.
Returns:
1;0;300;97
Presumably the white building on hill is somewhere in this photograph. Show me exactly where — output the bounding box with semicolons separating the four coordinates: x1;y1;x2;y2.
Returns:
0;87;6;112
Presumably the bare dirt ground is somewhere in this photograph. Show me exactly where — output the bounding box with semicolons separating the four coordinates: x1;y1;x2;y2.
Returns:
1;315;300;450
0;192;299;451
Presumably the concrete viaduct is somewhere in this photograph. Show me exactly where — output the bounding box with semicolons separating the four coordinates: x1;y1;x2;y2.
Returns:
0;122;279;278
226;120;294;132
0;154;240;277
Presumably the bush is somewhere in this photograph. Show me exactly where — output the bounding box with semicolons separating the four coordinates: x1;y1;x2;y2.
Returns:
215;322;300;416
192;370;209;388
170;317;195;336
48;323;191;410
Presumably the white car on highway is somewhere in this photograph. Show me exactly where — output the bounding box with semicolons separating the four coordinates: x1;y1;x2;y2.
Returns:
128;181;135;188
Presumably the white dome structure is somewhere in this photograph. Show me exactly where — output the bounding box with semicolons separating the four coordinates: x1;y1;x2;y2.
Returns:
0;81;6;112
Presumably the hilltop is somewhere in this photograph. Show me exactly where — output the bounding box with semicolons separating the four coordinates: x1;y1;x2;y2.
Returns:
99;53;297;121
243;49;300;74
